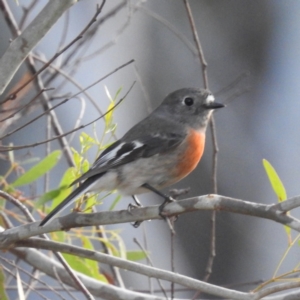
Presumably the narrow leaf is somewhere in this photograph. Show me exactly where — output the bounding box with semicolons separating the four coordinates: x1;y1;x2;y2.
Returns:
262;159;291;243
0;266;8;300
50;167;75;211
12;150;61;187
262;159;287;202
35;186;68;208
127;250;147;261
81;236;108;281
62;253;93;277
109;194;122;211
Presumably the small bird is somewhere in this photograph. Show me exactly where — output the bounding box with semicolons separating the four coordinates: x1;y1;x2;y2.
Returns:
40;88;224;226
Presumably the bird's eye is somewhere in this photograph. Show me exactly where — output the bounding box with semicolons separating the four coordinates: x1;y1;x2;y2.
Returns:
183;97;194;106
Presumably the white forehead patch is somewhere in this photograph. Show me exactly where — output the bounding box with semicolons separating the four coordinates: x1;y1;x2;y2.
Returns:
206;94;215;103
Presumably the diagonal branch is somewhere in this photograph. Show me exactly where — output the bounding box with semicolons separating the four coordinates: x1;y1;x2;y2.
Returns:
0;0;77;97
11;246;165;300
14;238;252;300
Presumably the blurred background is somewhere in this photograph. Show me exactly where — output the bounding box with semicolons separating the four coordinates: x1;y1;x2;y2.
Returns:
1;0;300;299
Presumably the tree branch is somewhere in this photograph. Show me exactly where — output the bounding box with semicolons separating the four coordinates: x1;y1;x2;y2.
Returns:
1;194;300;248
0;0;77;96
10;246;165;300
13;238;252;300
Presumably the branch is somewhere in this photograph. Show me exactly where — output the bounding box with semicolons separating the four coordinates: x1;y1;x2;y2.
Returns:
0;190;95;300
10;246;166;300
1;194;300;248
0;71;135;152
12;238;300;300
13;238;252;300
0;0;77;96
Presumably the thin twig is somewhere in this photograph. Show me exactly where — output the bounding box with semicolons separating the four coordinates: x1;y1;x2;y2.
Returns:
133;238;168;299
13;238;253;300
0;0;76;167
31;53;104;115
183;0;217;290
0;59;133;140
19;0;39;30
0;190;95;300
0;88;53;123
2;264;50;300
140;6;197;56
2;0;106;103
56;1;127;69
0;256;61;297
0;80;135;152
183;0;208;89
215;71;250;97
0;0;77;97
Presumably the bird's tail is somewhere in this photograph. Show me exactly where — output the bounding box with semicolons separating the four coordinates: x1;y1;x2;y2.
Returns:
39;176;99;226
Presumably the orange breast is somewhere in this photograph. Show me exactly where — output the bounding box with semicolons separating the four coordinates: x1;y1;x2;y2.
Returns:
174;130;205;180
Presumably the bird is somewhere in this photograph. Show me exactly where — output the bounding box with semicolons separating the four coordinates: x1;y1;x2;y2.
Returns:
40;87;224;226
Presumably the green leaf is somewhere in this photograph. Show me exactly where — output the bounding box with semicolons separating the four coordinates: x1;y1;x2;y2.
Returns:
81;158;90;174
0;266;8;300
12;150;61;187
35;186;68;208
83;194;96;213
81;236;108;281
262;159;287;202
80;132;96;153
104;86;115;128
262;159;291;243
126;250;147;261
109;194;122;211
104;86;122;132
62;252;108;282
72;148;83;170
50;167;75;211
51;230;66;243
99;238;120;257
62;253;94;277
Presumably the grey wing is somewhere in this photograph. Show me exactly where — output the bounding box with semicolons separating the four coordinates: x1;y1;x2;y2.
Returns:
70;132;185;186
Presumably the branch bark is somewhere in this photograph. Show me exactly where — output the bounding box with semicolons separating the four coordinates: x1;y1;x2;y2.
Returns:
0;0;77;97
11;246;165;300
1;194;300;248
13;238;252;300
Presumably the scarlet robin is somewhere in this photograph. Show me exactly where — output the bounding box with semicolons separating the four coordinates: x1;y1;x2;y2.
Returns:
40;88;224;226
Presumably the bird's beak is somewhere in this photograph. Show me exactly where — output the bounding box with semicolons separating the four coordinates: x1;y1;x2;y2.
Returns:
203;102;225;109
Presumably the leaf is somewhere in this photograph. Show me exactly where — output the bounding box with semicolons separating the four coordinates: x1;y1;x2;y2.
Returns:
104;86;122;131
80;132;96;153
126;250;147;261
104;86;115;128
83;194;96;213
35;186;68;208
0;266;8;300
262;159;291;243
81;158;90;174
12;150;61;187
110;231;127;259
62;253;108;282
72;148;83;170
50;167;75;211
81;236;108;282
62;253;94;277
262;159;287;202
109;194;122;211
